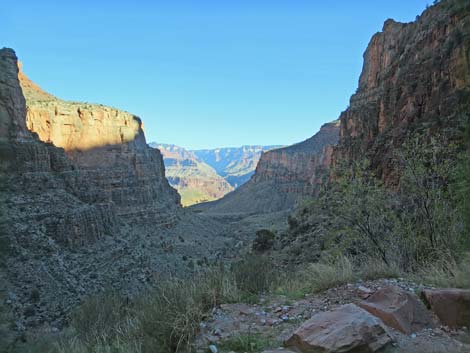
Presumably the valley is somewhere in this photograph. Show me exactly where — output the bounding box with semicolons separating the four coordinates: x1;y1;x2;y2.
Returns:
150;143;283;206
1;1;470;353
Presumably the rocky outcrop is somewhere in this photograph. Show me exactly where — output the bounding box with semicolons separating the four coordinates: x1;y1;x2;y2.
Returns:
284;303;392;353
194;121;339;214
20;66;180;222
193;145;282;188
150;143;233;206
332;1;470;184
358;286;436;334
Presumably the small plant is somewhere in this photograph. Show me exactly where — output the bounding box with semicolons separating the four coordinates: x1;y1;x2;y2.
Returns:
218;333;277;353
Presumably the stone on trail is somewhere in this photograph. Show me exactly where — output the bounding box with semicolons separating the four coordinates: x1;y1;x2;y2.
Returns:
284;303;392;353
358;286;436;334
421;289;470;328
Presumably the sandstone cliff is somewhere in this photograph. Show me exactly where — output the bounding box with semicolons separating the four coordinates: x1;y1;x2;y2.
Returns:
194;121;339;214
20;65;181;221
150;143;234;206
332;0;470;183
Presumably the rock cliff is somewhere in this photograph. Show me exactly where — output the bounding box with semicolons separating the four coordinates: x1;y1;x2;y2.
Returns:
195;121;339;214
150;143;234;206
332;0;470;183
20;65;181;222
0;48;234;331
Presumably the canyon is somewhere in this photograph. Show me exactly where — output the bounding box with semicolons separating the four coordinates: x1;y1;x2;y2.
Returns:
194;121;340;215
151;143;283;206
193;145;283;188
1;1;469;352
150;143;234;206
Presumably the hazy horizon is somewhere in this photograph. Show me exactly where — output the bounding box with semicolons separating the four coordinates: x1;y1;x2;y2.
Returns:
4;0;430;149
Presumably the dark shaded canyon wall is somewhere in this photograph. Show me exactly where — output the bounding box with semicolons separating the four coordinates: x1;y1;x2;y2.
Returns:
332;1;470;183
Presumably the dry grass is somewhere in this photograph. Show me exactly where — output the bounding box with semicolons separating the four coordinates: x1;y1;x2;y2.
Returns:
416;255;470;289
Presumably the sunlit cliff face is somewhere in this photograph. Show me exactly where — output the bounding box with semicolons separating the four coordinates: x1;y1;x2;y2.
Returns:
25;103;141;151
18;63;140;153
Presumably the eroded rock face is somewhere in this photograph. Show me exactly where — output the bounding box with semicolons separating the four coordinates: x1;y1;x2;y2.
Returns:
195;121;339;214
19;62;180;222
358;286;436;334
422;289;470;328
332;2;470;184
284;303;392;353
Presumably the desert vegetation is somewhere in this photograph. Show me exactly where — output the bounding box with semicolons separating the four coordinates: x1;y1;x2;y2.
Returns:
286;123;470;288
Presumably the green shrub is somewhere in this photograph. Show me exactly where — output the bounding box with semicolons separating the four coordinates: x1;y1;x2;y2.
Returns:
231;255;277;294
252;229;275;252
138;279;206;353
70;291;133;346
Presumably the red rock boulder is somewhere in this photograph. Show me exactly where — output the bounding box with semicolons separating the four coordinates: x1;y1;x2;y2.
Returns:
284;303;392;353
358;286;436;334
422;289;470;328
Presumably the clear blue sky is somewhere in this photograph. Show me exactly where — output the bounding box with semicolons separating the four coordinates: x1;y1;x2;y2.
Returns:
4;0;430;149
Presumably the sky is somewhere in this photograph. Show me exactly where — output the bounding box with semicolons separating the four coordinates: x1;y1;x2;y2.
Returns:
3;0;431;150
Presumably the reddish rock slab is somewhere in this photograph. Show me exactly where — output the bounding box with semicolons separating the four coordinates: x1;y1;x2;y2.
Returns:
284;303;392;353
422;289;470;328
358;286;436;334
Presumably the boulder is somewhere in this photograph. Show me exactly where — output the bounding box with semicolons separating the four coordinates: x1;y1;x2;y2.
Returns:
421;289;470;328
284;303;392;353
358;286;436;334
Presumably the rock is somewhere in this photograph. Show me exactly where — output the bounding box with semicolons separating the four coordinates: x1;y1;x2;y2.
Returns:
358;286;436;334
357;285;373;299
421;289;470;328
284;303;392;353
209;344;218;353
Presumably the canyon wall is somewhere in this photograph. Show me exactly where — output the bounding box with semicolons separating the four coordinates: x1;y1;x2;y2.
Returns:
195;121;339;214
20;66;180;222
332;1;470;183
1;49;235;331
